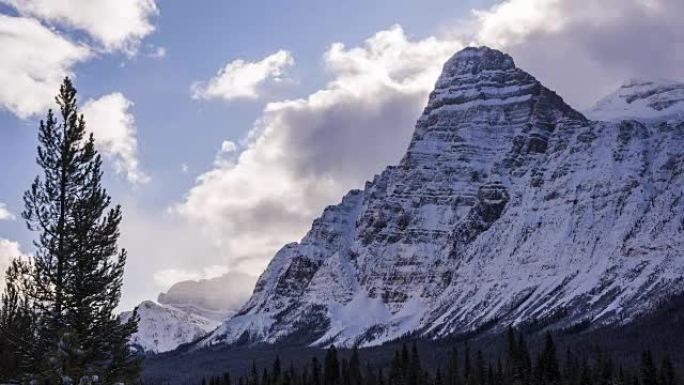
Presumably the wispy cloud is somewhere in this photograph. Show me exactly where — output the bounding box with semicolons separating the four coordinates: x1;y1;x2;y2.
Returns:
191;50;294;102
0;202;15;221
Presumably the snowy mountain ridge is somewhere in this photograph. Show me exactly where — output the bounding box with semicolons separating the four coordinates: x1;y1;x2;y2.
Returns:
120;301;221;354
121;272;255;353
196;46;684;349
586;79;684;123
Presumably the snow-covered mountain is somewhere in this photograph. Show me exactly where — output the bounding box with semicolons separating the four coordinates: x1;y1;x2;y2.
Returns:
123;272;256;353
199;46;684;349
120;301;220;354
586;79;684;123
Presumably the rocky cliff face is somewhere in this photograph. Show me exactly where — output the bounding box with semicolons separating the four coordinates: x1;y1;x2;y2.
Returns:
200;47;684;348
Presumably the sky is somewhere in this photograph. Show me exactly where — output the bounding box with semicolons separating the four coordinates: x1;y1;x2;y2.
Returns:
0;0;683;311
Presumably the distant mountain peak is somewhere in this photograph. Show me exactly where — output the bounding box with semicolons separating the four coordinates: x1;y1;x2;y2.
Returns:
586;78;684;122
120;301;220;354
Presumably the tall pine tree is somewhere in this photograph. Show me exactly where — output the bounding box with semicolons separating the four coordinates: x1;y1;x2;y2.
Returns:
19;78;139;383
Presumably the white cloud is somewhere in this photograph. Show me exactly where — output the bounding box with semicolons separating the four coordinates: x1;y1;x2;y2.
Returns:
149;45;166;59
220;140;237;153
82;93;149;184
157;270;256;312
191;50;295;102
0;14;91;119
0;239;27;294
468;0;684;108
0;203;15;221
213;140;238;167
176;26;463;274
153;268;200;289
153;265;231;290
473;0;565;47
3;0;159;53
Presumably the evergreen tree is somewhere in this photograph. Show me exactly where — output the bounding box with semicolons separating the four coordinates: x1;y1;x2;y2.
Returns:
540;332;560;385
262;368;270;385
464;342;472;383
324;346;340;385
0;259;38;382
312;357;322;385
447;347;460;385
273;355;282;383
660;356;676;385
251;361;259;385
435;368;443;385
18;78;139;383
390;350;406;385
408;343;422;385
474;350;486;385
350;347;362;385
641;350;659;385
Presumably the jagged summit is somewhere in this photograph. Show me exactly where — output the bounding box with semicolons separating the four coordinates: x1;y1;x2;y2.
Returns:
197;46;684;349
587;78;684;122
420;46;583;119
440;46;515;76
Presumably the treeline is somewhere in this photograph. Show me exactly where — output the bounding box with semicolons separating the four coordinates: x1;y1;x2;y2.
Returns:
196;328;678;385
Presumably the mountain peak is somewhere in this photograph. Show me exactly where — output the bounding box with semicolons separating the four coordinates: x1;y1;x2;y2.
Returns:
441;46;515;77
198;47;684;350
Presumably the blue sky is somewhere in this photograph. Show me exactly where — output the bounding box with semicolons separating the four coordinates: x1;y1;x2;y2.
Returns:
0;0;490;230
1;0;683;310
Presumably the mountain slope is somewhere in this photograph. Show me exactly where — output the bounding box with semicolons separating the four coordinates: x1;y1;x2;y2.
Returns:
120;301;220;354
121;272;256;353
586;79;684;123
200;46;684;349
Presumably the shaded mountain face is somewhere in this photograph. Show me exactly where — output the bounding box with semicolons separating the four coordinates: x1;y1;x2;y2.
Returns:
200;46;684;348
